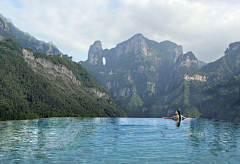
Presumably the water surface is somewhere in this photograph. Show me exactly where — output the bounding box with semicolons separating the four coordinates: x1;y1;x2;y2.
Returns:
0;117;240;163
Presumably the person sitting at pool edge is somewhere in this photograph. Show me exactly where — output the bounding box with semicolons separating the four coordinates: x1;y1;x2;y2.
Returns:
162;110;186;121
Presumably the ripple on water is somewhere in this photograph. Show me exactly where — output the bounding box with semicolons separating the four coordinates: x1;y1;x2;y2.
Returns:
0;117;240;163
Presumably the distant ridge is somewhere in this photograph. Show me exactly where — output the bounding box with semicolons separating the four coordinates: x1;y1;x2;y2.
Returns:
0;13;61;55
198;61;207;68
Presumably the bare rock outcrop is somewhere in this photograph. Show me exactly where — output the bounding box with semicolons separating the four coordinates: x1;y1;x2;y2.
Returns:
88;41;103;65
84;87;109;99
23;48;81;86
22;48;108;99
225;42;240;55
184;74;207;81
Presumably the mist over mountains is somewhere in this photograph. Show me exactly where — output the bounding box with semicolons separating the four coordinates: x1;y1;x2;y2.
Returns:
0;13;239;122
82;34;240;122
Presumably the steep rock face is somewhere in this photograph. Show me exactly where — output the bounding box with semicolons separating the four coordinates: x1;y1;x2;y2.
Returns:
23;48;81;85
86;34;183;69
184;74;207;81
82;34;190;116
88;41;103;65
0;17;5;35
177;52;198;68
224;42;240;55
83;35;239;121
23;48;108;99
84;87;109;99
0;18;5;39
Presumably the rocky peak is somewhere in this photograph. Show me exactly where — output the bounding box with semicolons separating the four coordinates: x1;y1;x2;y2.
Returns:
177;52;198;68
132;33;144;41
224;42;240;55
86;34;184;68
87;40;103;65
89;40;103;54
115;33;150;57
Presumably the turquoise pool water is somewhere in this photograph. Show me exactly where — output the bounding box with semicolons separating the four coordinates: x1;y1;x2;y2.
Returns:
0;117;240;163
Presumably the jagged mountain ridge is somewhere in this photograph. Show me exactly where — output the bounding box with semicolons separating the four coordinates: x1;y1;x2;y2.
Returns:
82;34;239;121
0;13;61;56
82;34;201;116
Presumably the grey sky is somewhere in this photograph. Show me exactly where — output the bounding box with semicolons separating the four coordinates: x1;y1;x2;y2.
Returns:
0;0;240;63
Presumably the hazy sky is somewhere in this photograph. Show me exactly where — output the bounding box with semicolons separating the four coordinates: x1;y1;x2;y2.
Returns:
0;0;240;63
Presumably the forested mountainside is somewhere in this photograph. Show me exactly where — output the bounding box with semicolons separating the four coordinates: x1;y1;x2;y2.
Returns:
0;12;238;122
0;14;61;55
0;38;126;121
82;34;240;122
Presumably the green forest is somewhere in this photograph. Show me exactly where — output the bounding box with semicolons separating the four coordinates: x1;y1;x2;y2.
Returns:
141;50;240;122
0;38;126;121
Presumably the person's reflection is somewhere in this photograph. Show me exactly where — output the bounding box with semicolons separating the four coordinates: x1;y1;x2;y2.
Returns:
162;110;186;127
176;120;181;127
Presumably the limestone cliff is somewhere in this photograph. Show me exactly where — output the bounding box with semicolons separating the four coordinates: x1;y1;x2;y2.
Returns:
184;74;207;81
23;48;108;99
82;34;240;120
86;34;183;69
82;34;239;121
224;42;240;55
82;33;186;116
88;41;103;65
177;51;198;68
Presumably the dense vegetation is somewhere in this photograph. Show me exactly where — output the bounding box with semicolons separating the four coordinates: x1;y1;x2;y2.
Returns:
33;52;108;93
83;34;239;122
0;38;126;121
200;75;240;122
0;14;61;55
141;45;240;122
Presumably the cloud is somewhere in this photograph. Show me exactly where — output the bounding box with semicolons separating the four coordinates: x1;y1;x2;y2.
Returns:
0;0;240;62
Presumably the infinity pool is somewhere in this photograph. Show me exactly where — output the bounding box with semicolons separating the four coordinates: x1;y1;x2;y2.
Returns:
0;117;240;163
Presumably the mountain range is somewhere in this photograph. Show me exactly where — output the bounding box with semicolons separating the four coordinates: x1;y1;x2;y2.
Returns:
81;34;240;122
0;13;239;122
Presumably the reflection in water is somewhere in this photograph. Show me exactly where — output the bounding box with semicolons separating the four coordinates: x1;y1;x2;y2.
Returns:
187;119;240;158
0;118;240;163
164;118;181;127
